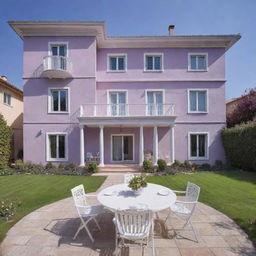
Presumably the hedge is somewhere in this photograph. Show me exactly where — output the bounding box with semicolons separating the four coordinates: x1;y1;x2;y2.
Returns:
0;115;12;168
222;122;256;171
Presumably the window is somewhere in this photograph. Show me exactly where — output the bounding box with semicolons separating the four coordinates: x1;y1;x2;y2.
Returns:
108;91;127;116
146;90;164;116
3;92;11;106
108;55;126;71
47;133;67;161
48;88;69;113
189;133;208;160
49;42;68;70
144;54;163;71
188;53;208;71
188;89;207;113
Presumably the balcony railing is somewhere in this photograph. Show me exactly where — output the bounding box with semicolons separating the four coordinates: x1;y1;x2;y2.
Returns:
79;104;175;118
42;56;72;78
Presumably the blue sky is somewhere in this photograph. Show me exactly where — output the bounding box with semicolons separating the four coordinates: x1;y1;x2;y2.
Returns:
0;0;255;99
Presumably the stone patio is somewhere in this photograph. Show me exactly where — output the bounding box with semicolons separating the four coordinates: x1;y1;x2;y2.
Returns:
0;174;255;256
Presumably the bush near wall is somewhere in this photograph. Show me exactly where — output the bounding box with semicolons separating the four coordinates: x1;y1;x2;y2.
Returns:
222;122;256;171
0;115;12;168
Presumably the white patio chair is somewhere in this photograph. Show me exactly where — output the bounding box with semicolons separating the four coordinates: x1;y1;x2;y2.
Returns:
124;173;135;184
71;184;105;242
165;182;200;242
114;208;155;256
86;152;93;161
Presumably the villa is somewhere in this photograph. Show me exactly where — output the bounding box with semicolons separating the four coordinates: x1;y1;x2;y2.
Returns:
9;21;240;167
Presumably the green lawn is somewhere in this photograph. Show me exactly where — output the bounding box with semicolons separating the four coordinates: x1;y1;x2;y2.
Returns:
0;174;106;242
147;171;256;245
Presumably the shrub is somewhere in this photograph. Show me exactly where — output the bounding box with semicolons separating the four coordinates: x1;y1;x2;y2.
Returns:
215;160;223;169
0;168;14;176
143;160;154;172
157;159;167;172
200;163;211;170
86;162;98;173
45;162;54;170
183;160;191;168
222;122;256;171
128;175;147;191
0;115;12;168
172;160;181;167
14;159;26;172
0;199;22;221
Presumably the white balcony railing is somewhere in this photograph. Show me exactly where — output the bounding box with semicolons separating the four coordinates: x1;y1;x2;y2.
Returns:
79;104;175;118
42;56;72;78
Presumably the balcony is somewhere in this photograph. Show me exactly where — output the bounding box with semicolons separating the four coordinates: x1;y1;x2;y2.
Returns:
79;104;175;118
41;56;72;79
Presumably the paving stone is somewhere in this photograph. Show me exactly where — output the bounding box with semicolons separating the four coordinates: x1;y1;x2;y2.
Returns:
222;235;255;249
155;247;181;256
201;235;230;248
180;247;214;256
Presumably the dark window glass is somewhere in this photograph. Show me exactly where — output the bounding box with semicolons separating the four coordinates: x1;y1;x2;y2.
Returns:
198;91;206;111
199;135;206;157
154;56;161;70
118;57;125;70
59;45;66;57
4;93;11;105
52;91;59;111
146;56;153;70
198;56;206;70
60;91;67;111
49;135;57;159
51;46;58;56
110;57;117;70
190;91;197;111
190;56;197;70
58;135;65;158
190;135;197;157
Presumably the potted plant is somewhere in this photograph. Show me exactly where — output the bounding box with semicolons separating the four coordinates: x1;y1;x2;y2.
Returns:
128;175;147;195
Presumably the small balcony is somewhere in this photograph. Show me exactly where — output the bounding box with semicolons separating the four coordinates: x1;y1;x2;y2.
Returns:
41;56;72;79
79;104;175;118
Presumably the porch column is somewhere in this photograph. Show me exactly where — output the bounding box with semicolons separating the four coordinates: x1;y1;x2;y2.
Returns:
79;125;85;167
153;126;158;165
139;126;144;166
99;125;104;167
169;125;175;165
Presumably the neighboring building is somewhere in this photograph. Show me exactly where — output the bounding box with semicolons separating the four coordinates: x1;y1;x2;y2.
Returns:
9;21;240;166
0;76;23;160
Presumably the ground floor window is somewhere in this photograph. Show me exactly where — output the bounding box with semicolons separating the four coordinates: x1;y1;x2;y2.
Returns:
47;133;68;161
112;135;134;162
189;132;208;160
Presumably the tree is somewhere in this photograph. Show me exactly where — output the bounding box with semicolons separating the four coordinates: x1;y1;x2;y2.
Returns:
0;114;12;168
227;88;256;128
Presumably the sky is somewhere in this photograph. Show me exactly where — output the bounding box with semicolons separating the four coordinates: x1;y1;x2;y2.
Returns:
0;0;255;99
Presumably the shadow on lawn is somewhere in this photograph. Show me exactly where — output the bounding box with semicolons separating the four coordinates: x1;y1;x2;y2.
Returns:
214;170;256;184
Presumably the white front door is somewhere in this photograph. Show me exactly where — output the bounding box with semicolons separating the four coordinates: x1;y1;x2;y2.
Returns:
112;135;133;162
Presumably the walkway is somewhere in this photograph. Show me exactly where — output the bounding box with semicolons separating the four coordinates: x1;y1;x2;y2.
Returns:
1;174;255;256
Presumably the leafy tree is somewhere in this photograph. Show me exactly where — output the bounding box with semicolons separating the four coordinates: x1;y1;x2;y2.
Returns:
227;88;256;128
0;115;12;168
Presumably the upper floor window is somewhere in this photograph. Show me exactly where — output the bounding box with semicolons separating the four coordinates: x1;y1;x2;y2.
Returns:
146;90;164;116
48;88;69;113
144;53;163;71
189;132;209;160
188;53;208;71
3;92;11;106
108;91;127;116
188;89;208;113
108;54;126;72
47;133;68;161
50;43;67;57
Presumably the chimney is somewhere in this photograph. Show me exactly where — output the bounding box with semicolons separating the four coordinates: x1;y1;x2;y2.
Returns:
168;25;175;36
0;76;7;81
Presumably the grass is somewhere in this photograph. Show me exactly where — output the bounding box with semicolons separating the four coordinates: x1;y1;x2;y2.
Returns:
147;171;256;245
0;174;106;242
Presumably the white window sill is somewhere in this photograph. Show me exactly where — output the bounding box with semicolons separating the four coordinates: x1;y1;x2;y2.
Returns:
3;103;12;107
143;70;164;73
107;70;126;73
189;157;209;161
47;158;68;162
188;111;208;114
187;69;208;72
48;111;69;114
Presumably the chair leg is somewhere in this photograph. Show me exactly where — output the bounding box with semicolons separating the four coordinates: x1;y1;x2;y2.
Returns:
164;208;171;223
189;220;198;243
84;224;95;243
73;223;83;240
92;216;101;230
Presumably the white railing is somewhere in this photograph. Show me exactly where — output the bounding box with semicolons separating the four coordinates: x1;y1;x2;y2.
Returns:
79;104;175;117
43;56;72;73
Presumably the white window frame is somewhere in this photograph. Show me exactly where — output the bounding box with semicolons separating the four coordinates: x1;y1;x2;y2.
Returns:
3;92;12;106
48;42;69;57
188;132;209;160
188;53;208;71
107;90;128;116
187;89;208;114
48;87;70;114
46;132;68;162
145;89;165;116
144;53;164;72
110;134;135;162
107;54;127;72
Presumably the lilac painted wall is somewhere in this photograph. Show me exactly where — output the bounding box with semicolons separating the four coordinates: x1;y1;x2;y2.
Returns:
97;48;225;81
22;34;227;165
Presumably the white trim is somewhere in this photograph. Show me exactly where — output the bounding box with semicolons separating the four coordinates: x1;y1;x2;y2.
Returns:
188;52;208;71
144;53;164;72
48;42;69;57
187;88;208;114
48;87;70;114
145;89;165;116
107;53;127;72
188;132;209;161
107;90;128;116
110;134;135;163
46;132;68;162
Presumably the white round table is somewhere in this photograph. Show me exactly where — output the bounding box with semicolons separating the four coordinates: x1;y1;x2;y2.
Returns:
97;183;177;212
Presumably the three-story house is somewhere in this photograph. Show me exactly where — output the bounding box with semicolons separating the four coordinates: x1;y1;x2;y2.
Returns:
9;21;240;167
